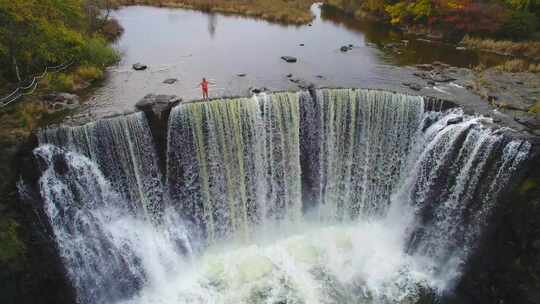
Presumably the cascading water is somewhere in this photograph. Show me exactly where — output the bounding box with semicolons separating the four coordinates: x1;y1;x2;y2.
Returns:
29;89;531;304
38;112;164;220
166;92;302;244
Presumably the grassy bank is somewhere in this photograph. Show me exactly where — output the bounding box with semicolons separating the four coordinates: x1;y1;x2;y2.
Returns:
494;59;540;73
112;0;317;24
462;36;540;61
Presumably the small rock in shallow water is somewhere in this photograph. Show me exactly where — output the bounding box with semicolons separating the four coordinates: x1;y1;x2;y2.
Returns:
163;78;177;84
281;56;297;63
237;73;246;77
286;74;293;78
132;63;147;71
340;46;349;52
249;87;267;94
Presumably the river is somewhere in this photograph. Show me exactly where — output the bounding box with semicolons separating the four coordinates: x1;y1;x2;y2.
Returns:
85;3;503;117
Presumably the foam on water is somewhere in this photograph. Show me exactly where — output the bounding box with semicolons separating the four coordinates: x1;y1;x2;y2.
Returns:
121;220;434;304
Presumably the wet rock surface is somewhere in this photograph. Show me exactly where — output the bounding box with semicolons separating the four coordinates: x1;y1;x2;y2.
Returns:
43;93;80;112
393;63;540;137
402;82;423;91
135;94;181;118
472;69;540;112
452;145;540;304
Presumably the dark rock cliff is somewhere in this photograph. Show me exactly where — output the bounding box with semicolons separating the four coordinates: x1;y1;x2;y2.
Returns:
450;139;540;304
0;135;76;304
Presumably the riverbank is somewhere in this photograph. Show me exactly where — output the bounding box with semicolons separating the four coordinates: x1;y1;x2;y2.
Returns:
461;36;540;61
322;1;540;58
111;0;317;24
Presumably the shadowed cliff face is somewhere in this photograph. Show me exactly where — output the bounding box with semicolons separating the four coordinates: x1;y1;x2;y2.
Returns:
1;134;76;304
8;89;540;304
451;142;540;304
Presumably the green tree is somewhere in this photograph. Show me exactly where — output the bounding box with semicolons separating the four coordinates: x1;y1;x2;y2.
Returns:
0;0;117;84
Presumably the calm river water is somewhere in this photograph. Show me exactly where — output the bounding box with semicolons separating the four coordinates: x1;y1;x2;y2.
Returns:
86;3;502;116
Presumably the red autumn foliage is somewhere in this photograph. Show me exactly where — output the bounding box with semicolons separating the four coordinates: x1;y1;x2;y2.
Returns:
429;1;509;36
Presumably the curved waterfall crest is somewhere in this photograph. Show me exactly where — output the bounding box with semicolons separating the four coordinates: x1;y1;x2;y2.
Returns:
38;112;164;221
167;92;302;244
29;89;532;304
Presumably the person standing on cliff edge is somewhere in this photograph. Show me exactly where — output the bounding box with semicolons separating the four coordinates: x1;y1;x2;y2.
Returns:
200;77;213;100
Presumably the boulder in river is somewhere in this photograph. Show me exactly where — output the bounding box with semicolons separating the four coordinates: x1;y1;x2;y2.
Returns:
132;63;147;71
249;87;268;94
281;56;297;63
340;46;350;52
135;94;181;117
237;73;247;77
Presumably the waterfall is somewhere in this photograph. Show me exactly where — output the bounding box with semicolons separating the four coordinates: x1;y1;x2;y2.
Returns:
300;89;426;220
38;112;164;221
34;145;146;304
395;112;531;287
166;93;302;244
28;89;532;304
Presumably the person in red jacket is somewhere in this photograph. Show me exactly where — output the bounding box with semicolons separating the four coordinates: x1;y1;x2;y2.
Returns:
200;78;210;100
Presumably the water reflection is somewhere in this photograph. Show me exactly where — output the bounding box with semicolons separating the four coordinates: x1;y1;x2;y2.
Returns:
207;13;217;37
319;4;505;67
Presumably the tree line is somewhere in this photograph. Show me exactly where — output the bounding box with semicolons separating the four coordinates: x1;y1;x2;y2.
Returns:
326;0;540;39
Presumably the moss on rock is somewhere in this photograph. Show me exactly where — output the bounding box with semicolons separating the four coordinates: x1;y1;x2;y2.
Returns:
0;218;25;266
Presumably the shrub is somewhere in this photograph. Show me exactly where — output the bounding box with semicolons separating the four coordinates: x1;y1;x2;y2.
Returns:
51;73;75;92
530;100;540;114
15;101;47;130
80;36;120;68
101;18;124;41
431;2;509;37
0;218;25;265
501;10;539;39
495;59;540;73
497;59;529;72
462;36;540;59
529;63;540;73
75;65;104;82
